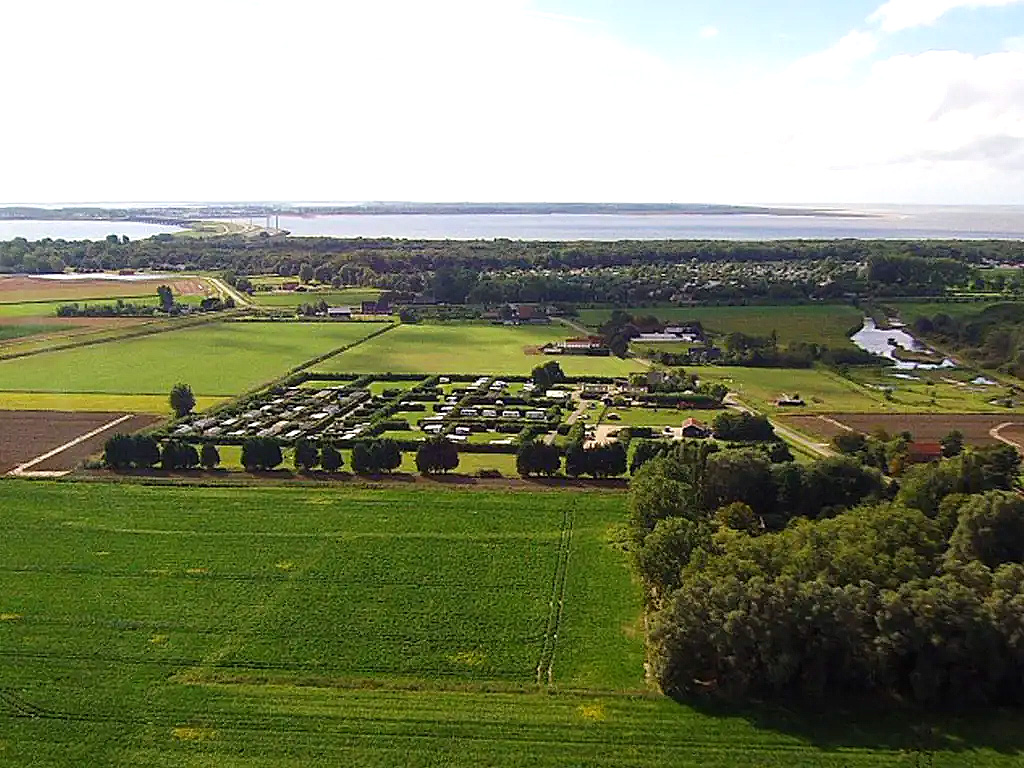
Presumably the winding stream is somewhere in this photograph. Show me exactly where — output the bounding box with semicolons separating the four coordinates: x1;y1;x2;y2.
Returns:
850;318;956;370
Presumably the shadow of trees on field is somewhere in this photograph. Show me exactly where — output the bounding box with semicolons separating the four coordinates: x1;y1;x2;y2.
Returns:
674;694;1024;757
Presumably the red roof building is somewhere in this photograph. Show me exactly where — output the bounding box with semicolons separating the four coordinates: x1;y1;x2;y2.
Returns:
907;442;943;464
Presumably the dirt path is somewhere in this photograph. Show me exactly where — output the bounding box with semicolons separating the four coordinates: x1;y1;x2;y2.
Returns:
7;413;135;477
817;415;856;433
990;422;1024;452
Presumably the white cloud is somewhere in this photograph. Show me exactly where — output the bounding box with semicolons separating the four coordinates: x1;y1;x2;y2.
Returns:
699;26;719;39
0;0;1022;204
869;0;1024;33
788;29;879;80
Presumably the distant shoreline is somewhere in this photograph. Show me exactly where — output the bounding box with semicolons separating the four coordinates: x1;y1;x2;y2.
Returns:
3;203;1023;242
0;202;874;223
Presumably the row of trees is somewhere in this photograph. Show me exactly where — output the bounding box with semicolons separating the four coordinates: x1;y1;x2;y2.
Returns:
632;441;1024;708
104;434;219;470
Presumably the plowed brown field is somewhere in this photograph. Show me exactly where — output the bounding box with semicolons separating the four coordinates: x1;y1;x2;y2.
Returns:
0;410;160;473
779;412;1024;446
0;275;208;302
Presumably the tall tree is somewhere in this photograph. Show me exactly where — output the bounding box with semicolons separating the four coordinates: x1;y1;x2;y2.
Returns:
156;284;174;312
169;383;196;419
200;443;220;470
294;438;320;472
320;442;343;472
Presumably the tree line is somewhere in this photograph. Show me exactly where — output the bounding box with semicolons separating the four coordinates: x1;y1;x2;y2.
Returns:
2;235;1013;303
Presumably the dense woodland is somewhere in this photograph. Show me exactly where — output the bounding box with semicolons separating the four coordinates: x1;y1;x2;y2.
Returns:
1;235;1020;302
631;441;1024;708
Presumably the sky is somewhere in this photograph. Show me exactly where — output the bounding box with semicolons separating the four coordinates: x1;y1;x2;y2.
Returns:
2;0;1023;205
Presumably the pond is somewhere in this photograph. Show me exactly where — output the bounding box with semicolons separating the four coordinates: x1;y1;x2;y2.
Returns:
850;318;956;370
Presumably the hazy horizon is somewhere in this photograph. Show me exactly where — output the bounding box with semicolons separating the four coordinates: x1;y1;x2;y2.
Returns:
4;201;1024;210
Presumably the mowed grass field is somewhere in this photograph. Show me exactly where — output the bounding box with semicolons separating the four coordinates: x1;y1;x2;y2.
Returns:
577;304;864;348
3;480;1023;766
314;323;642;376
0;321;388;397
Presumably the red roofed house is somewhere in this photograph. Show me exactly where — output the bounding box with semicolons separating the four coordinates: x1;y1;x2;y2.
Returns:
907;442;943;464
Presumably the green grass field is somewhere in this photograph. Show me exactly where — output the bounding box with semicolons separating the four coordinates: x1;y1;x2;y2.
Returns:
0;300;92;317
692;365;888;413
0;391;223;414
314;323;642;376
251;288;383;308
0;322;388;397
576;304;864;348
883;300;1020;324
845;367;1023;413
0;482;638;685
0;323;68;340
3;479;1023;766
600;406;721;428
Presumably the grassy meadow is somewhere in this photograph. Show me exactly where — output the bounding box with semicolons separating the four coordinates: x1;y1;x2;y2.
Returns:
577;304;865;348
0;321;388;397
314;323;642;376
3;479;1024;766
881;300;1019;324
692;365;887;413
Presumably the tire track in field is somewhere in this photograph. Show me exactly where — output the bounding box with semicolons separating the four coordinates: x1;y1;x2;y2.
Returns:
536;502;573;686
